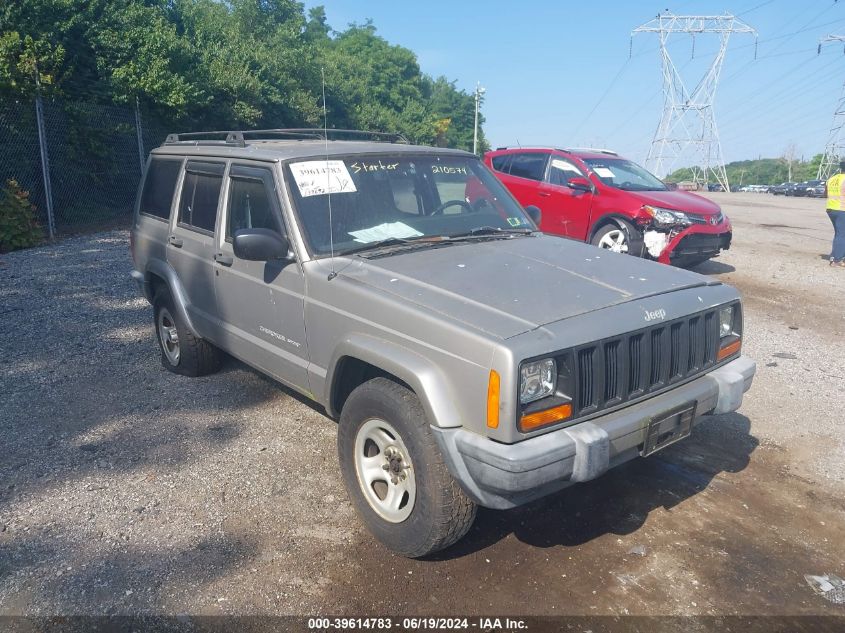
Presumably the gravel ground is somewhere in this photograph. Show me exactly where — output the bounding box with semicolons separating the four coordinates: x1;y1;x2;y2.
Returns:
1;195;845;617
0;232;353;615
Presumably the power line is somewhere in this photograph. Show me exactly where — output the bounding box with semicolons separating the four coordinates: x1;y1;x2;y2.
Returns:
716;53;841;129
570;59;630;139
737;0;776;17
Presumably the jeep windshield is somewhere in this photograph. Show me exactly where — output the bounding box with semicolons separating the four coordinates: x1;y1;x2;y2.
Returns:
582;158;668;192
285;154;534;256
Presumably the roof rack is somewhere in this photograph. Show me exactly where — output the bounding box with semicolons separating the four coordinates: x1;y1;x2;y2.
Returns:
494;146;569;153
162;128;409;147
564;147;618;155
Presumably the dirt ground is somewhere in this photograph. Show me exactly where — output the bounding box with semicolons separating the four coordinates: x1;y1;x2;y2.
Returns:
1;192;845;620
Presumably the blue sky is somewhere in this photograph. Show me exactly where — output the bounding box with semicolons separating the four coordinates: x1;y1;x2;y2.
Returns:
306;0;845;174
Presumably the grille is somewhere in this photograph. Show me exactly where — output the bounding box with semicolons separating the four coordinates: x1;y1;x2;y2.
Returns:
687;211;723;225
569;308;719;417
671;232;731;258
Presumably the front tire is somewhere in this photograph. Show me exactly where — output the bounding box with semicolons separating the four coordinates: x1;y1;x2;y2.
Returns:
338;378;477;558
591;219;643;256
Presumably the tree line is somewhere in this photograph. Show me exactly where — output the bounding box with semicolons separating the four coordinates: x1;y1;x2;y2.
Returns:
666;154;825;186
0;0;487;152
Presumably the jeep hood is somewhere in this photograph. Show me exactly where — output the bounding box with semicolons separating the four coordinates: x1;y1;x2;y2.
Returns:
340;235;716;339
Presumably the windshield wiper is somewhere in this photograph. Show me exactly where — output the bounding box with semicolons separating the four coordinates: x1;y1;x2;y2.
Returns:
446;226;534;240
344;235;448;256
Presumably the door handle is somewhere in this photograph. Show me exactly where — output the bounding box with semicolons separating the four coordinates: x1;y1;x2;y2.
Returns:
168;235;183;247
214;253;233;267
538;191;551;197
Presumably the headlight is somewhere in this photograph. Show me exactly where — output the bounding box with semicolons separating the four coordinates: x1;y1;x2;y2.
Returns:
719;305;734;338
643;205;691;227
520;358;556;404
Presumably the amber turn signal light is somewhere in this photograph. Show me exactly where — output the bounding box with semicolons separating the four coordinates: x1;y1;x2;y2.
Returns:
486;370;500;429
717;338;741;361
520;403;572;432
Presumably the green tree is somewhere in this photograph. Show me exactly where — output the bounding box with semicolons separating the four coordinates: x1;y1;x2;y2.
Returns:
0;31;64;97
0;0;484;145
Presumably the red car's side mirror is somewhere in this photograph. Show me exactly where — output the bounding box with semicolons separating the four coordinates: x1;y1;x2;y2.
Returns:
567;177;593;193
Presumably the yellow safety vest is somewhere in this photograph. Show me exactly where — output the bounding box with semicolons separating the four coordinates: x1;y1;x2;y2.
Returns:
827;173;845;211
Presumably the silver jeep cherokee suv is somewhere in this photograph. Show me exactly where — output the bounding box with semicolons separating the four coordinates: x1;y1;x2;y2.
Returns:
130;129;756;557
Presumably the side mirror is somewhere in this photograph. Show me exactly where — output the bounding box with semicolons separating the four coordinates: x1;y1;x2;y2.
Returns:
567;176;593;192
524;205;542;226
233;228;290;261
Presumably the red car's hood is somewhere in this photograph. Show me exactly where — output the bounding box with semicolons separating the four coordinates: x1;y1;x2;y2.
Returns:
627;190;721;215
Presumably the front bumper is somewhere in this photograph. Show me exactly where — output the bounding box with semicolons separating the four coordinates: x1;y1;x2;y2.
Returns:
657;222;732;264
433;355;756;509
668;230;732;263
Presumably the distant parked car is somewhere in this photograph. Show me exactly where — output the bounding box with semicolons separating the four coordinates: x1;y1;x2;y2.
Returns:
784;182;805;196
794;180;823;197
676;181;700;192
770;182;795;196
807;181;826;198
707;183;724;192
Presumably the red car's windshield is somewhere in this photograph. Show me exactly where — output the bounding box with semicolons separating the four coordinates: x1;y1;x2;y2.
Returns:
582;158;668;192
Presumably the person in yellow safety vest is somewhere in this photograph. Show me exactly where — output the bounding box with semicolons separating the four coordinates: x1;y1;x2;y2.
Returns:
825;160;845;267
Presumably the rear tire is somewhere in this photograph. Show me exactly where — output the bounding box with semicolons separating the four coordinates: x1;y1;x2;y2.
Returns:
153;289;220;377
591;219;643;257
338;377;477;558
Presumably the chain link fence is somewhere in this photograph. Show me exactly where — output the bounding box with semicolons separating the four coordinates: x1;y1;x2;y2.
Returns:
0;97;170;237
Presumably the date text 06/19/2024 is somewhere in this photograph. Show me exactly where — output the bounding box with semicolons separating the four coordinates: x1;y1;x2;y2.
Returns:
307;617;528;631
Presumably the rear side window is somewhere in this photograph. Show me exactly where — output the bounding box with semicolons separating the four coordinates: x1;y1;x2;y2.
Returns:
178;162;224;233
139;157;182;220
508;153;548;181
490;154;512;174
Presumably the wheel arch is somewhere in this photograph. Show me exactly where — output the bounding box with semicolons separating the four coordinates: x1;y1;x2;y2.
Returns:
589;213;646;257
325;335;459;429
145;258;199;337
589;212;639;241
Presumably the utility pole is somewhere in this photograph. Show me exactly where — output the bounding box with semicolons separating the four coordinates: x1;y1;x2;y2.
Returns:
33;61;56;240
135;96;145;175
631;12;757;192
473;82;485;155
817;35;845;180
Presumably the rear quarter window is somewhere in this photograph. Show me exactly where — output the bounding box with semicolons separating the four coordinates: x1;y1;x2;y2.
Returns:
490;154;512;174
139;157;182;220
508;153;548;181
178;162;225;233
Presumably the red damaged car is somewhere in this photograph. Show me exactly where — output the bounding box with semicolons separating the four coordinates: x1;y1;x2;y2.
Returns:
484;147;732;267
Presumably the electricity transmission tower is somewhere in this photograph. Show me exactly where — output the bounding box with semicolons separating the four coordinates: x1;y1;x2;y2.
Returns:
632;13;757;192
817;35;845;181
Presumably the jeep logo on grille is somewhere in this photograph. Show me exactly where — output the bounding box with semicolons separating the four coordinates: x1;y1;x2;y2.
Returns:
644;308;667;322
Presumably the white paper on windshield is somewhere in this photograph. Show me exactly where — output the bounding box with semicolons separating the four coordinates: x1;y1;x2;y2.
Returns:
290;160;357;197
349;222;424;243
593;167;615;178
551;159;579;172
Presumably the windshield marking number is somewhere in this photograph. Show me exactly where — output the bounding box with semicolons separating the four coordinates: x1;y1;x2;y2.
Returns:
290;160;357;197
350;160;399;174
